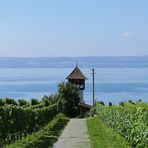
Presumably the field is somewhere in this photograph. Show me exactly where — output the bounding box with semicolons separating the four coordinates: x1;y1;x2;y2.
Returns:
0;96;69;148
94;101;148;148
87;117;129;148
0;82;79;147
0;90;148;147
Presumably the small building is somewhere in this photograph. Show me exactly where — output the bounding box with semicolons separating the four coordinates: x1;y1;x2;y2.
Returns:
79;102;92;117
66;65;87;103
66;65;92;117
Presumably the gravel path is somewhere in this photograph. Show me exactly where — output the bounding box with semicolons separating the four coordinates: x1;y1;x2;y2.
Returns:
53;118;90;148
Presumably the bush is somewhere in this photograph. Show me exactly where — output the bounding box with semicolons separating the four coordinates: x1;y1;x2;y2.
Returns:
109;102;112;106
128;100;135;105
4;98;18;106
57;82;80;117
119;101;124;106
42;94;58;107
18;99;29;106
31;98;39;106
0;99;4;106
97;101;105;106
88;107;96;117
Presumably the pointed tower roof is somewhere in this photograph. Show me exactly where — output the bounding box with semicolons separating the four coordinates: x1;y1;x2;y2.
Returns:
66;66;87;80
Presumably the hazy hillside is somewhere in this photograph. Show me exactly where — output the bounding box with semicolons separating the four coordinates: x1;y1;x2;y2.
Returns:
0;56;148;68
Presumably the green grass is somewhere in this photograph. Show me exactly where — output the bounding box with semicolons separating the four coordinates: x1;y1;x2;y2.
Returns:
6;114;69;148
87;117;130;148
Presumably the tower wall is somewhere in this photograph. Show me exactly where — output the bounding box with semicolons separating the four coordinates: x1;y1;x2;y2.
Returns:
79;90;85;103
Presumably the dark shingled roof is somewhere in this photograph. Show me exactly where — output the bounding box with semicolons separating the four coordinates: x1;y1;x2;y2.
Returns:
66;66;87;80
79;102;92;109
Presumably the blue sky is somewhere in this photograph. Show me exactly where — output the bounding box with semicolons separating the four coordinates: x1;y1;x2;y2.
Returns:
0;0;147;57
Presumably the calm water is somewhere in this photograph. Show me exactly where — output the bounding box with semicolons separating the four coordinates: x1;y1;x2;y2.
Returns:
0;68;148;105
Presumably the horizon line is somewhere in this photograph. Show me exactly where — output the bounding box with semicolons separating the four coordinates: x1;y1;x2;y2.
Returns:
0;55;148;58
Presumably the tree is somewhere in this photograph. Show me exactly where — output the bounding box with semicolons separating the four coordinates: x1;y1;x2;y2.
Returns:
128;99;135;105
30;98;39;106
18;99;29;106
57;82;80;117
42;94;58;106
4;98;18;106
42;95;50;106
119;101;124;106
0;99;4;106
109;102;112;106
98;101;105;106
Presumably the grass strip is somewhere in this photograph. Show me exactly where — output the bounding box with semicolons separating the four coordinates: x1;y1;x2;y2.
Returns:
6;114;69;148
87;117;130;148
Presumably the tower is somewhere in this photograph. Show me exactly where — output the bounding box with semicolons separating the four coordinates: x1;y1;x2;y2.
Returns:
66;65;87;103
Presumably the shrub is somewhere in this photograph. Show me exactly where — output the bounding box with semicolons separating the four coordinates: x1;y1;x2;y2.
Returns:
4;98;18;106
31;98;39;106
109;102;112;106
0;99;4;106
97;101;105;106
18;99;29;106
42;94;58;107
57;82;80;117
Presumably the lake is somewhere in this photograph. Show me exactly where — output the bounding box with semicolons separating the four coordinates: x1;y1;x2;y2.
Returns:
0;67;148;105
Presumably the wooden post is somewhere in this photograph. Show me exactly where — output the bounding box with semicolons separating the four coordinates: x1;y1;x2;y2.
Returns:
92;69;95;106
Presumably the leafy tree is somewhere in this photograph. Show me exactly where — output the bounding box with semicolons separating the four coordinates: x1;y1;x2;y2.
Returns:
98;101;105;106
128;99;135;105
119;101;124;106
18;99;29;106
30;98;39;106
4;98;18;106
42;94;58;107
137;99;142;103
57;82;80;117
0;99;4;106
42;95;50;106
109;102;112;106
136;99;143;105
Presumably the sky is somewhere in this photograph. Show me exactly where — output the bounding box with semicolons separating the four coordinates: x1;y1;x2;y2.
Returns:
0;0;148;57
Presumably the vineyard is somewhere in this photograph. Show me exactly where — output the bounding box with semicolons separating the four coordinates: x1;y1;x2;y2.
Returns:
0;82;80;147
96;101;148;147
6;114;69;148
1;82;148;147
0;103;58;146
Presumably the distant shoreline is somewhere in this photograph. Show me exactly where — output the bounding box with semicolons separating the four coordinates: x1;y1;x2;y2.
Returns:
0;56;148;68
0;55;148;58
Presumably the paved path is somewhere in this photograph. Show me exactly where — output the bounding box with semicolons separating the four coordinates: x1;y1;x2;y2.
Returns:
53;118;90;148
